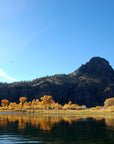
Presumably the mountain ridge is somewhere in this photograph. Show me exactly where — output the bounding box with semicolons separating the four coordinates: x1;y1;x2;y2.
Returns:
0;57;114;107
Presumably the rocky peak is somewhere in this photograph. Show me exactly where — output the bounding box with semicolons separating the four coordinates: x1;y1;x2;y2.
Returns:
73;57;114;79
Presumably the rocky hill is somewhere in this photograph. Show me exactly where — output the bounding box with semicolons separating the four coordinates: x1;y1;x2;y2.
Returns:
0;57;114;107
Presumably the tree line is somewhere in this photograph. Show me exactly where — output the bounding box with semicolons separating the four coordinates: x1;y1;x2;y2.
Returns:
1;95;114;111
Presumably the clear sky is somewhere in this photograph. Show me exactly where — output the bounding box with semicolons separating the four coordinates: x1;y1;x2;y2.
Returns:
0;0;114;83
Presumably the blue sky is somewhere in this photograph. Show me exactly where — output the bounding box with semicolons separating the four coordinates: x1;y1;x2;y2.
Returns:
0;0;114;83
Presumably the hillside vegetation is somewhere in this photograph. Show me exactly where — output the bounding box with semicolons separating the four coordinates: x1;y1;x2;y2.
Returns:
0;57;114;107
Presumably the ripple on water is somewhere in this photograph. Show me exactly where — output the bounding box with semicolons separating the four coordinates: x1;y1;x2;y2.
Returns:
0;135;42;144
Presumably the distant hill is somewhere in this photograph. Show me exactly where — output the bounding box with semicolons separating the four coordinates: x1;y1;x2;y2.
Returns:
0;57;114;107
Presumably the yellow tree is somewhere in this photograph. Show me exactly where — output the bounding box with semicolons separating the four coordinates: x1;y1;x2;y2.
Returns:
40;95;54;105
68;101;72;105
104;97;114;107
19;97;27;109
1;99;9;107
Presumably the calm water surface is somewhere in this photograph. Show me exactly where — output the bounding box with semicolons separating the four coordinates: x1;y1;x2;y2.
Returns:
0;114;114;144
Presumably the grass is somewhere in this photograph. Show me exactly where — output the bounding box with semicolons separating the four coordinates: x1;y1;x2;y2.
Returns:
0;106;114;115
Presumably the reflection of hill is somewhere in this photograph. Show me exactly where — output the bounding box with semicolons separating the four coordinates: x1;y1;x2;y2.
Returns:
0;114;114;131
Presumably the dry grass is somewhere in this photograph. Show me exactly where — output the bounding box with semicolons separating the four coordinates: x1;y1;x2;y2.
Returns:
0;106;114;115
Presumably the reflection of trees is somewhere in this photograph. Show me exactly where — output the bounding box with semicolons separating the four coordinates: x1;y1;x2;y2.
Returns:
0;115;82;130
0;114;114;131
0;119;8;126
105;117;114;130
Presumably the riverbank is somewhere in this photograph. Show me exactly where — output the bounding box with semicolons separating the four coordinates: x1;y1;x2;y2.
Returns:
0;108;114;115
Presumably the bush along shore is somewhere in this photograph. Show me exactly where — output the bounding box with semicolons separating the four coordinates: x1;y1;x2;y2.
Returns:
0;95;114;115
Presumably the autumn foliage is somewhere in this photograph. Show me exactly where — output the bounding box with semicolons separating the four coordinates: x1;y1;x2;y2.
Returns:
19;97;27;105
1;96;114;112
63;102;82;110
104;97;114;107
40;95;54;105
1;99;9;107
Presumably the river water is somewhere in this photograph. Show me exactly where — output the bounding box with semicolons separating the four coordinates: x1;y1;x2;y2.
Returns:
0;114;114;144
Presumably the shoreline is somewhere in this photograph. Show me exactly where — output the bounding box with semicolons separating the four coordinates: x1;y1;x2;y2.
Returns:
0;109;114;116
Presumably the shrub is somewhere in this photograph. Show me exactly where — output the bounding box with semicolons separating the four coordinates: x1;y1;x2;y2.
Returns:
90;106;103;110
81;105;87;110
63;103;82;110
68;101;72;105
40;95;54;105
8;102;19;109
104;97;114;107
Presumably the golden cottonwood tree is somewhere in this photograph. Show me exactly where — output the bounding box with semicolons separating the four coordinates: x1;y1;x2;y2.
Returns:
40;95;54;105
19;97;27;109
1;99;9;107
104;97;114;107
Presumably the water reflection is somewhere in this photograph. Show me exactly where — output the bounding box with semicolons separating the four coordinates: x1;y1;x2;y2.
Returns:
0;114;114;131
0;114;114;144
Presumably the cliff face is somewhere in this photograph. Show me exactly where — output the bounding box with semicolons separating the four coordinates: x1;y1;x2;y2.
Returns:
0;57;114;107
